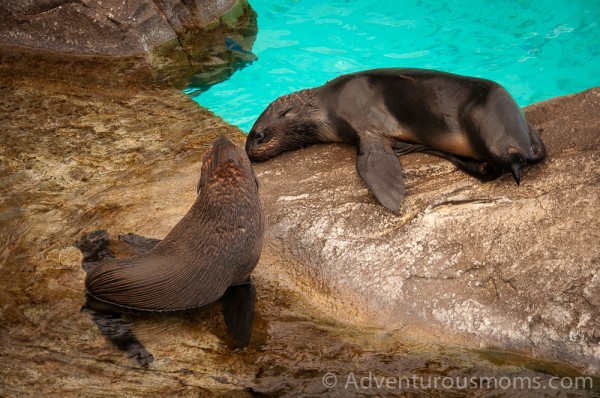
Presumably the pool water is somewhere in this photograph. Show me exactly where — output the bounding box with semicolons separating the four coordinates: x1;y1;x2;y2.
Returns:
189;0;600;132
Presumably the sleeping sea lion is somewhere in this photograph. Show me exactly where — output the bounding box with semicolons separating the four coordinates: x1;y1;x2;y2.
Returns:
77;136;264;365
245;68;547;211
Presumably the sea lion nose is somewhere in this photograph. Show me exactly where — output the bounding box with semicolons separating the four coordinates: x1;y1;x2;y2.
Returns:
244;135;253;155
245;131;265;158
210;135;243;165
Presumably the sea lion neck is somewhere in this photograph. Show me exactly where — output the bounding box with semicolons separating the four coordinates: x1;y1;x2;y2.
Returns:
196;171;258;217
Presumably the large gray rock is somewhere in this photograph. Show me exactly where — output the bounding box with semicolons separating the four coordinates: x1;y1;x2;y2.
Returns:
254;87;600;374
0;0;257;87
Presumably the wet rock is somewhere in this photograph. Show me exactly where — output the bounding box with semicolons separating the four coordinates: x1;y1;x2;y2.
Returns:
0;73;253;395
254;87;600;374
0;0;257;88
1;69;598;394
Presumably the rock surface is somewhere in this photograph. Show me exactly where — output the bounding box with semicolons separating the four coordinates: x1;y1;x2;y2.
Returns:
3;2;597;394
0;0;257;87
254;87;600;374
0;0;245;55
1;67;598;395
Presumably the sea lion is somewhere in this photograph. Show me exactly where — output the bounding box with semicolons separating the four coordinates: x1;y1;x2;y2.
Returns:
77;136;264;365
245;68;547;211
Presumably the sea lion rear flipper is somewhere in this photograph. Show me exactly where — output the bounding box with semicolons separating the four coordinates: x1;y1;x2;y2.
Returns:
356;135;405;212
220;280;256;350
83;306;154;367
393;141;500;181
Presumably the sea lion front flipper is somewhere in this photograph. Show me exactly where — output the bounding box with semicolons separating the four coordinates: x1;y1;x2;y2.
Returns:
220;280;256;350
392;141;500;181
82;306;154;367
356;135;405;212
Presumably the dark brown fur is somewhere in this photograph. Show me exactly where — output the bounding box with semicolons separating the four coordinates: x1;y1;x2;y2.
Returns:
246;68;547;211
85;136;264;311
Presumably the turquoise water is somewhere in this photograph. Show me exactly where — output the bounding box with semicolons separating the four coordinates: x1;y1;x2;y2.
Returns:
190;0;600;132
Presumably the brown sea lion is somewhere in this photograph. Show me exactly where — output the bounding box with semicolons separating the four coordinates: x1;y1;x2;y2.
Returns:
77;136;264;366
245;68;547;211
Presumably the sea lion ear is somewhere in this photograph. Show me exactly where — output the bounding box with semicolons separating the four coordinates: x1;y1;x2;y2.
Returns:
355;135;405;212
279;105;294;117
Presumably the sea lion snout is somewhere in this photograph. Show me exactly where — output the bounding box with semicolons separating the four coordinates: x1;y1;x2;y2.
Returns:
246;128;277;162
245;129;267;161
209;135;240;162
246;124;301;162
203;135;253;172
246;88;326;162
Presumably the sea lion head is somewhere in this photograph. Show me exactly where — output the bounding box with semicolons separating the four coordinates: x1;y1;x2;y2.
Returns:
485;123;547;185
198;135;259;196
474;88;547;185
245;89;325;161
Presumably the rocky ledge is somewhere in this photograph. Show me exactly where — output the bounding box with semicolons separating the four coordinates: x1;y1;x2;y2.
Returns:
254;87;600;374
0;0;257;88
1;71;598;394
1;1;599;389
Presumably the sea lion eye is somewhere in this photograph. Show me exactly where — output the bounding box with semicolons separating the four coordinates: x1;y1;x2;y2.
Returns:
255;131;265;143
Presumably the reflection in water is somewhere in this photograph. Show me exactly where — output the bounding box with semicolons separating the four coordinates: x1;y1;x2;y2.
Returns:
0;79;598;397
183;5;259;95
